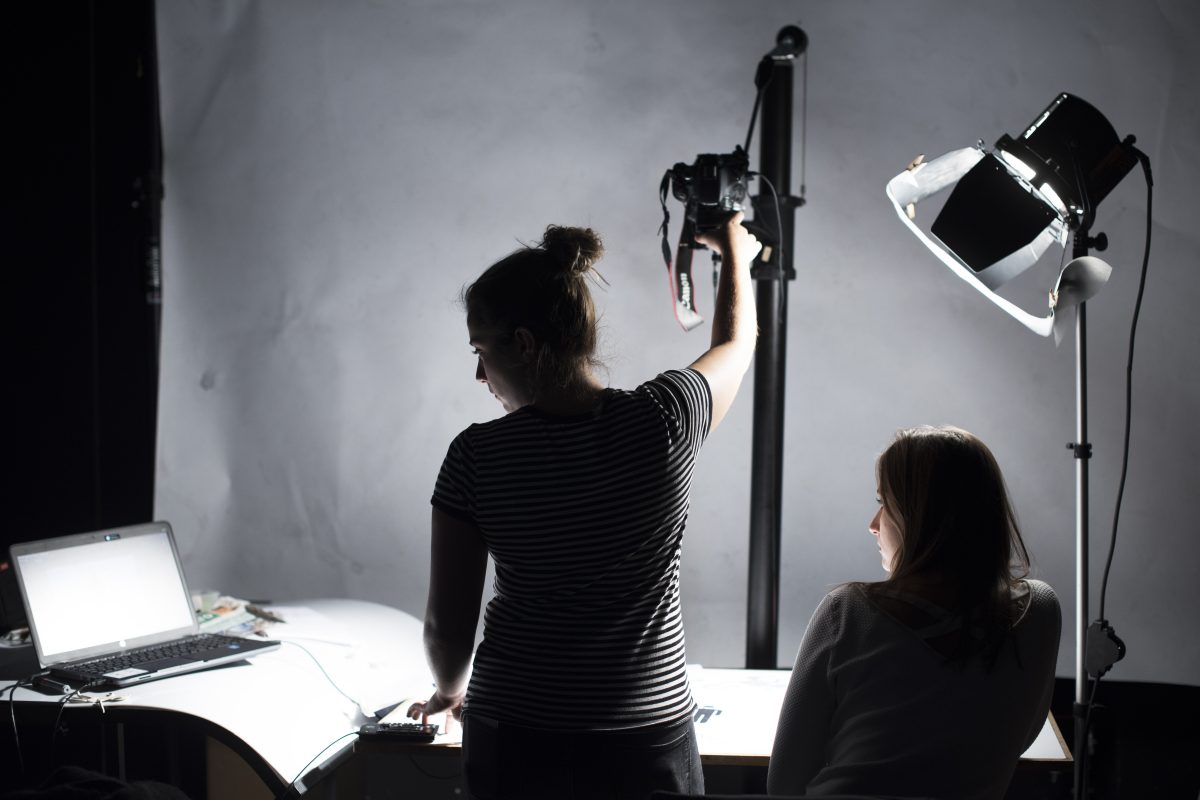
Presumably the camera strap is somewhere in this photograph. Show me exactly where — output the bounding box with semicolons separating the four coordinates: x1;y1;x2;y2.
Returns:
659;172;704;332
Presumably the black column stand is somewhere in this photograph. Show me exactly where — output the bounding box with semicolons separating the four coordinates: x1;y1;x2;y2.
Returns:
746;30;802;670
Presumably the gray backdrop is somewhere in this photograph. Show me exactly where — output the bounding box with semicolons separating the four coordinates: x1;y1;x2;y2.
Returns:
154;0;1199;686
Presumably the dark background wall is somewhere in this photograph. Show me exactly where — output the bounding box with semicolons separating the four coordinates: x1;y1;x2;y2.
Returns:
3;1;161;626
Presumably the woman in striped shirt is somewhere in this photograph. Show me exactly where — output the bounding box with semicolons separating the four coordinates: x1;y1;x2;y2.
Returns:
409;213;760;799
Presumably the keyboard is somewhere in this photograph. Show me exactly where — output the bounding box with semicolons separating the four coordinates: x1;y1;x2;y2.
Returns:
63;633;252;678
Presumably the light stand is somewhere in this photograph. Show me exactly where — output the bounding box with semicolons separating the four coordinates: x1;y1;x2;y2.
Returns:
885;93;1140;799
1070;227;1094;799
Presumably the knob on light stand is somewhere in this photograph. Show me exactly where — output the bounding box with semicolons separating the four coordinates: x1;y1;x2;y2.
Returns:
767;25;808;60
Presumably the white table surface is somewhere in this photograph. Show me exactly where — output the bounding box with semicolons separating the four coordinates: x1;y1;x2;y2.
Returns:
3;598;431;792
686;666;1069;765
2;600;1069;794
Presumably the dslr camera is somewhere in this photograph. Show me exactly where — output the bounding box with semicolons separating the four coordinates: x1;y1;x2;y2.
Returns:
657;145;753;330
666;145;751;232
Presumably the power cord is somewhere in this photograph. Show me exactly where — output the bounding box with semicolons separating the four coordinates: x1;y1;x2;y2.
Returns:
12;641;374;795
277;730;359;800
8;674;120;780
8;677;33;777
270;640;371;798
406;750;462;781
49;679;105;766
749;172;787;277
281;640;363;709
1099;148;1153;625
1078;146;1153;800
279;722;460;799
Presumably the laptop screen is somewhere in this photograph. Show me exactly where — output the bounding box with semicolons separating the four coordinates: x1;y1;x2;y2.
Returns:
12;522;198;666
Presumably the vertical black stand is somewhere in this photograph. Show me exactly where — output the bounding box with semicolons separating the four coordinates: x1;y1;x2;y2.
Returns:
746;30;802;669
1071;232;1093;799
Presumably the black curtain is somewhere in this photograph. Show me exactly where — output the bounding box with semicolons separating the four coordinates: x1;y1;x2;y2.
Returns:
3;0;162;628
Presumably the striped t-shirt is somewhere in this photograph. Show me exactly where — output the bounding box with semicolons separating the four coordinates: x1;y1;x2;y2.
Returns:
431;368;711;730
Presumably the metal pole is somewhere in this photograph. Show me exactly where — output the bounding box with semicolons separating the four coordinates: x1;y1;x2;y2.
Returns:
746;42;798;669
1073;299;1090;797
1066;222;1093;798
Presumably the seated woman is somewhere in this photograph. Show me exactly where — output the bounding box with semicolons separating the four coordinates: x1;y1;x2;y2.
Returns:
767;426;1061;799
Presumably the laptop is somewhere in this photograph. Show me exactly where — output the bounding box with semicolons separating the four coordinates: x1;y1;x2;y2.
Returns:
10;520;279;691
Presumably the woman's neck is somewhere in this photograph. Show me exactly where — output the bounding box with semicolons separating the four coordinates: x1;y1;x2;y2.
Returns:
888;571;961;607
530;374;606;416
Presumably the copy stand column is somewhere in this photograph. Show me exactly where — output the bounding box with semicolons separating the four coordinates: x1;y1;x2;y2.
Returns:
746;28;803;670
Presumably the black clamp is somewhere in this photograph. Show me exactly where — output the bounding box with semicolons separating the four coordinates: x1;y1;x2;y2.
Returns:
1086;619;1127;679
1067;442;1093;459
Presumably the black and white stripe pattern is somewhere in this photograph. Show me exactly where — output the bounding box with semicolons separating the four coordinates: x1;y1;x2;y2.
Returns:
433;369;711;730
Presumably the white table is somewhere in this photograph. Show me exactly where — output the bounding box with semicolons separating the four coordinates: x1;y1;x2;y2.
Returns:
3;598;431;794
686;666;1070;765
2;600;1069;796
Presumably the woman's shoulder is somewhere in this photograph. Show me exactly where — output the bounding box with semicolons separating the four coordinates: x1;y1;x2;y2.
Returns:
600;369;700;403
800;583;933;656
633;368;710;398
1013;578;1062;630
624;369;712;432
826;582;869;603
813;583;877;624
1018;579;1060;608
440;410;541;459
790;585;866;655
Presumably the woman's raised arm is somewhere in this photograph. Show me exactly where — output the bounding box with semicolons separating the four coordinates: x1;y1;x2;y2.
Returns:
688;211;762;433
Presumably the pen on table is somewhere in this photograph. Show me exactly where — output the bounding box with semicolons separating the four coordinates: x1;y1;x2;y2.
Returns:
246;604;285;623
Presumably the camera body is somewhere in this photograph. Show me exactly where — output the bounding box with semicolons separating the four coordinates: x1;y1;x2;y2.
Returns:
668;145;750;232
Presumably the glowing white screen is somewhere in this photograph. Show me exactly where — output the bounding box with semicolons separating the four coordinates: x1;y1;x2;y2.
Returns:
17;531;196;661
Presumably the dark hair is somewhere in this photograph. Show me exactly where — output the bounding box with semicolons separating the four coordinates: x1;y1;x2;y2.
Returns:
463;225;605;389
872;425;1031;663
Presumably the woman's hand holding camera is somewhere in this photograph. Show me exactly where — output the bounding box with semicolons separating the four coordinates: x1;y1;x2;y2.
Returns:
694;211;762;270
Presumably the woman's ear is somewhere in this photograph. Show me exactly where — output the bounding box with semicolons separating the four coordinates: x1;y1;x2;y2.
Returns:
512;327;537;363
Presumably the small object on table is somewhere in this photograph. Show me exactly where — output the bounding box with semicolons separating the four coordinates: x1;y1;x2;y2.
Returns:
358;722;439;743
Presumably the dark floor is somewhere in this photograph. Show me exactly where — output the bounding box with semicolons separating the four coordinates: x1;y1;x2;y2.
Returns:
1048;677;1200;800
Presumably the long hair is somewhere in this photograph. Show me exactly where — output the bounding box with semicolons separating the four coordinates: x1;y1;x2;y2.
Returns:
463;225;604;390
871;425;1031;664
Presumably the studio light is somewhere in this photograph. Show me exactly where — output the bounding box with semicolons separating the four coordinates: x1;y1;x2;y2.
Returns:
886;92;1151;800
886;92;1138;340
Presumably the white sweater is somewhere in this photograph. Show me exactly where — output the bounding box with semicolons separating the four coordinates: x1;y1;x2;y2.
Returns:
767;580;1060;799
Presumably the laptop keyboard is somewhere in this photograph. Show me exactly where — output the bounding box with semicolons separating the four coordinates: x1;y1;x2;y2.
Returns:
70;633;244;676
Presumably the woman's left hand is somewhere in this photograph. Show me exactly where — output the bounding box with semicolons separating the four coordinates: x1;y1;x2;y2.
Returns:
407;688;464;722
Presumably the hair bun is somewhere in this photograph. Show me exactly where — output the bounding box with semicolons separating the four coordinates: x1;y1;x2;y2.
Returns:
541;225;604;277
